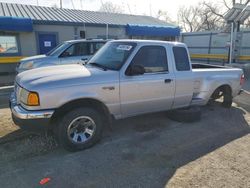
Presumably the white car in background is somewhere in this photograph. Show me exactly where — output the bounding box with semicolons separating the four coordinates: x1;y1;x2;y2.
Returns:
16;39;107;73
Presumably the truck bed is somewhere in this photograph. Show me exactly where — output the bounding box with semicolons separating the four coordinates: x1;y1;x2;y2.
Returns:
191;63;242;105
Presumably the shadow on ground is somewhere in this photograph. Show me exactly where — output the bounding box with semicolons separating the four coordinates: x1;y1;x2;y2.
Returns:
0;100;249;187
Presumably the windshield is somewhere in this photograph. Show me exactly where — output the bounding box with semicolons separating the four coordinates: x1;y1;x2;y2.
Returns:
88;42;136;70
46;42;68;56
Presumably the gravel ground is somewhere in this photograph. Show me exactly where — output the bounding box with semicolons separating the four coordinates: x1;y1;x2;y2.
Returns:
0;93;249;187
167;134;250;188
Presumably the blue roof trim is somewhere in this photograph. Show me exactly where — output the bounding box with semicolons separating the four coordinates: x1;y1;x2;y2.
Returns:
0;16;33;32
126;24;180;37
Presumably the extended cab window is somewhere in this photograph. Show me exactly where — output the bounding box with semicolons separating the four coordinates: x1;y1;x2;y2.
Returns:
131;46;168;73
173;47;190;71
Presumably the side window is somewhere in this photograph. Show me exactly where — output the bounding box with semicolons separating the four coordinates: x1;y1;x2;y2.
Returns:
75;42;88;56
87;42;105;55
173;47;190;71
94;42;105;53
63;42;88;57
131;46;168;73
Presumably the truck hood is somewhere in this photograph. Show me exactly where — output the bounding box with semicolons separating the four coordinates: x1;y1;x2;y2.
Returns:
16;64;117;90
21;54;47;62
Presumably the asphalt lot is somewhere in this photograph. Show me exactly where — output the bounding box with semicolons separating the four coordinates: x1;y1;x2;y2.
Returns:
0;91;249;187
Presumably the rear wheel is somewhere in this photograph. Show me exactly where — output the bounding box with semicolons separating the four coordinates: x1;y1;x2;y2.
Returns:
221;87;233;108
210;86;232;108
56;107;103;152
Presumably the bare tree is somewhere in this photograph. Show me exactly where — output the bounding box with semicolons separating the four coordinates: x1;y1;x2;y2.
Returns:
203;0;250;28
156;10;174;23
99;1;124;14
178;0;250;32
178;5;201;32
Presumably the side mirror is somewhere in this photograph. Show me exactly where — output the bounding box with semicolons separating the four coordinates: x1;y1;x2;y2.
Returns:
81;58;88;65
126;64;145;76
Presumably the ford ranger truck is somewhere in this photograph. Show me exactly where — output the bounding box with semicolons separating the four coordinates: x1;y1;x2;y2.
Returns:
10;40;244;151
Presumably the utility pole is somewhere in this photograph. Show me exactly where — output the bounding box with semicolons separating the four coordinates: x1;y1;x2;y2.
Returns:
149;3;152;16
60;0;62;9
80;0;83;9
229;22;234;64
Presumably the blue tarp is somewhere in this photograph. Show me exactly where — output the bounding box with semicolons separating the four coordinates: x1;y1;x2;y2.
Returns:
0;16;33;32
126;24;180;37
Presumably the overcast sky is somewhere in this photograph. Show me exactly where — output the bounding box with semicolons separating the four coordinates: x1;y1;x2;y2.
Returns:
0;0;204;20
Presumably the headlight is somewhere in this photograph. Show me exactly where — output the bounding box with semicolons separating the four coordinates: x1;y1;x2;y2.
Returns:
20;88;40;106
22;61;34;69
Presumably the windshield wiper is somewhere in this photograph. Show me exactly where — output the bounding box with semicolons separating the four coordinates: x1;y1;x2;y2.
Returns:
88;62;108;71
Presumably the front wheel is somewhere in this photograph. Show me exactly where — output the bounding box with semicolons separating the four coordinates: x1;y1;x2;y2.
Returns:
56;108;103;152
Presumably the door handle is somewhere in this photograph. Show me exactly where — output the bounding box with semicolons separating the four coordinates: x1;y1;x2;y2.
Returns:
164;79;172;83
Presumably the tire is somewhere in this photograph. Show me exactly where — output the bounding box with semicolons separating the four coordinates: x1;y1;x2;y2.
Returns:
167;106;201;123
56;107;103;152
210;86;232;108
221;88;232;108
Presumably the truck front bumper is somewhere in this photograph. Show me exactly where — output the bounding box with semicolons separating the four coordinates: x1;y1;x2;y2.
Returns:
10;92;54;132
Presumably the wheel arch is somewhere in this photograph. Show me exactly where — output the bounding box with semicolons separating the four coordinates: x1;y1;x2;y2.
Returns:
50;98;112;128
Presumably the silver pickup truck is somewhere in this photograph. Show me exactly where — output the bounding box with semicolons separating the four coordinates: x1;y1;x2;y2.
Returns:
10;40;244;151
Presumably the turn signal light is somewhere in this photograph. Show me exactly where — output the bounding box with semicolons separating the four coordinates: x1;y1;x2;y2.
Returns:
27;92;40;106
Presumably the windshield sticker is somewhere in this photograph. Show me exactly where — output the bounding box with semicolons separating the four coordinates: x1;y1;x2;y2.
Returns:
116;45;132;51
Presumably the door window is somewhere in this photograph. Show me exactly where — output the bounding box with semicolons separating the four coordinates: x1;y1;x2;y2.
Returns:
89;42;105;55
63;42;88;57
173;47;190;71
130;46;168;73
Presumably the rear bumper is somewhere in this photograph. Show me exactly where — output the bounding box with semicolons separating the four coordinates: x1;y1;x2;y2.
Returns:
10;92;54;132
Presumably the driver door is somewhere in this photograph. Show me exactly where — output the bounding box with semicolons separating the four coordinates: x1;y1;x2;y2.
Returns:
120;45;175;117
